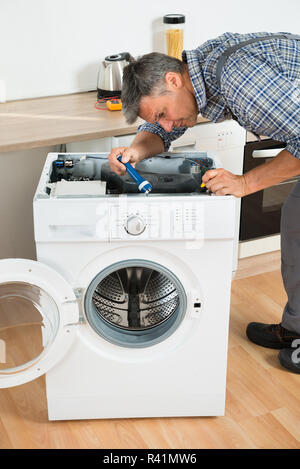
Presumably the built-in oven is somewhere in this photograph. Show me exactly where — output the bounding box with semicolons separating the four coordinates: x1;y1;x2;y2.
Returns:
240;137;299;241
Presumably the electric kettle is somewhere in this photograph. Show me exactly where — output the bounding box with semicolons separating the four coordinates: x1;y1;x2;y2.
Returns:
97;52;134;99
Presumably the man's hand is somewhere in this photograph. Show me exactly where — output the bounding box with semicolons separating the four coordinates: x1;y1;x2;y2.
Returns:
108;131;165;175
202;168;248;197
202;150;300;198
108;146;142;175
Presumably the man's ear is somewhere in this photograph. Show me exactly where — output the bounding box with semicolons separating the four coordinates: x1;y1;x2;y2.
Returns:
164;72;183;90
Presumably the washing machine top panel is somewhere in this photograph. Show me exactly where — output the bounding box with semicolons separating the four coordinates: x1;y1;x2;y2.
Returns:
36;151;221;199
0;259;79;389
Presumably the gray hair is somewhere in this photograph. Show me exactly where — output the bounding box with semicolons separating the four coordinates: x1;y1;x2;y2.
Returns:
121;52;186;124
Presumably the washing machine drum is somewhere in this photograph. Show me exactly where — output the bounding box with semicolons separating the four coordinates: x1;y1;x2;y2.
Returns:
93;267;179;329
85;262;186;347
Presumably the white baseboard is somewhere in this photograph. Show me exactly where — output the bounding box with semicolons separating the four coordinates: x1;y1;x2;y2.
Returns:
239;234;280;259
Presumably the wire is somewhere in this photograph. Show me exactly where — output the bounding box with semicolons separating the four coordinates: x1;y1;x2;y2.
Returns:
95;96;121;110
185;158;213;169
84;155;108;159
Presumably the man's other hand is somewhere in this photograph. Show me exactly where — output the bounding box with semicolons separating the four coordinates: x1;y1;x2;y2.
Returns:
202;168;248;197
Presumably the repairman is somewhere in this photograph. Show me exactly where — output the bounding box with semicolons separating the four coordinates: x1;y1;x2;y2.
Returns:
108;32;300;373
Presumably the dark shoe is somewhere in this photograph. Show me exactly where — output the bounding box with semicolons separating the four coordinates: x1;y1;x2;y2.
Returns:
278;347;300;374
246;322;300;349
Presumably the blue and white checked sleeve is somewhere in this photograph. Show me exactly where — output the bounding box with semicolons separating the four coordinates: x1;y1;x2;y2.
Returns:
137;122;187;151
222;54;300;158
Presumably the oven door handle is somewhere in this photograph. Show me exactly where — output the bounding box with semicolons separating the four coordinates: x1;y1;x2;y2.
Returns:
252;148;283;158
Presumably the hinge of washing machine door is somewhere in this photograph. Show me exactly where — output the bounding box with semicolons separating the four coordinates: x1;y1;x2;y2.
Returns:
63;287;85;325
74;287;85;323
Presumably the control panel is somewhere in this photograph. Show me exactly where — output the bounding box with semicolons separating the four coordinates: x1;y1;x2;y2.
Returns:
109;198;204;241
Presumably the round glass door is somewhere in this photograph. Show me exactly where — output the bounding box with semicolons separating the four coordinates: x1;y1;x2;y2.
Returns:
0;281;59;374
0;258;79;389
84;260;186;347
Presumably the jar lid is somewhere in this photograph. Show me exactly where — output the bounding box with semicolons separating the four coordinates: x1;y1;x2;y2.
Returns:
163;14;185;24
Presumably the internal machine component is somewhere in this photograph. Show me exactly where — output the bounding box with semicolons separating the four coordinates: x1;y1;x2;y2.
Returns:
48;152;215;197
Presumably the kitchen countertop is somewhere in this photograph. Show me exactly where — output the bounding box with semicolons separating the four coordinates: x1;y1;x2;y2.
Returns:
0;91;209;152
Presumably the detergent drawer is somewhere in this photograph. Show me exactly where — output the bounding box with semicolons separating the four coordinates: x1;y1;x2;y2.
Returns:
33;198;110;242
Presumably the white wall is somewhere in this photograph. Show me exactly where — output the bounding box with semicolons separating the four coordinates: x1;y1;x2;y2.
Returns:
1;0;299;101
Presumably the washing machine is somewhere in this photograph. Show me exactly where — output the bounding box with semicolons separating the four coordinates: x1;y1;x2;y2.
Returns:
0;151;235;420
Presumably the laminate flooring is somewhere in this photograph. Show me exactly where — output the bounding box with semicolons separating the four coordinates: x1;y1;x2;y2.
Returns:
0;261;299;449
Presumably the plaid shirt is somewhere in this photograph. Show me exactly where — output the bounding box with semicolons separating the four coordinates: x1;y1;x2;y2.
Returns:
137;32;300;158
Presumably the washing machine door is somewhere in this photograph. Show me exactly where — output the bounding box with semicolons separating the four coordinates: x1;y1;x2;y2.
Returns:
0;259;79;388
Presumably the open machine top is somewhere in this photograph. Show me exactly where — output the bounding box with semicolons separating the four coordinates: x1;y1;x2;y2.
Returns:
41;152;220;199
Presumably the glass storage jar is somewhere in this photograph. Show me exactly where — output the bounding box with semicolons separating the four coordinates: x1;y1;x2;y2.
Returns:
163;14;185;60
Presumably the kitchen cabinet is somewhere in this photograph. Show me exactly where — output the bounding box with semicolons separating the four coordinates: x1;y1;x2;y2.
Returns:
0;145;59;259
66;137;112;153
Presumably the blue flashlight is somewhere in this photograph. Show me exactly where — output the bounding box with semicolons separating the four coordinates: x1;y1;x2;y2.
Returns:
117;155;152;195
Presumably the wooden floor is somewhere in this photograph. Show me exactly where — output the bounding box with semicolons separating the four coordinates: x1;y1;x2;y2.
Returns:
0;252;299;449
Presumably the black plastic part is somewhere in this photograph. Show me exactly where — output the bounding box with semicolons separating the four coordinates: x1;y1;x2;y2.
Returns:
97;88;121;99
104;52;131;62
163;14;185;24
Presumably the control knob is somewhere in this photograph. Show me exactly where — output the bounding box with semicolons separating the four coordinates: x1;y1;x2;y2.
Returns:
125;214;146;236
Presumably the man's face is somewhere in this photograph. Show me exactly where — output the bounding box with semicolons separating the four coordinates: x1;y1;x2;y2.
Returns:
138;72;198;132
